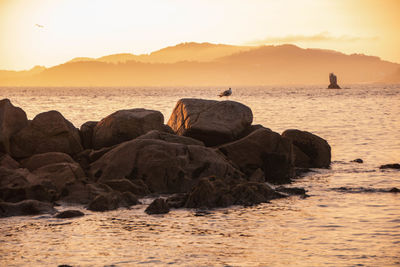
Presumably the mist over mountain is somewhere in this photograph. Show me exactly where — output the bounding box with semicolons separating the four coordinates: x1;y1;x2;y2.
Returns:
1;42;399;86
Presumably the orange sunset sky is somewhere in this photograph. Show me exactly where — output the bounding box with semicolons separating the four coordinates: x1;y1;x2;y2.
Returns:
0;0;399;71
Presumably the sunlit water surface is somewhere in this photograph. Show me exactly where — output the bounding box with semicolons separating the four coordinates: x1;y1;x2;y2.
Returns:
0;85;399;266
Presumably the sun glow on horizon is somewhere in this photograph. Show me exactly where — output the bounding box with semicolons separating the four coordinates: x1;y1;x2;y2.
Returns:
0;0;399;70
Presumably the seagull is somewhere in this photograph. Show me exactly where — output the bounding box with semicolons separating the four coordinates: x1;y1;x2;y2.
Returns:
35;24;44;28
218;87;232;97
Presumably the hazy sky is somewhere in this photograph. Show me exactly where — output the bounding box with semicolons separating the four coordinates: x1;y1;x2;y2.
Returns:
0;0;399;70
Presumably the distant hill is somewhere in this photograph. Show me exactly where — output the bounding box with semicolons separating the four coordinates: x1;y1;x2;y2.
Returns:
1;43;399;86
381;68;400;83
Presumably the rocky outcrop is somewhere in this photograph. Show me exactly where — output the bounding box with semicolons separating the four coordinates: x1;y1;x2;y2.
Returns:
92;109;166;149
0;199;56;217
328;73;341;89
0;99;28;154
167;99;253;146
218;128;294;184
282;129;331;168
90;138;243;194
10;111;83;159
145;198;170;214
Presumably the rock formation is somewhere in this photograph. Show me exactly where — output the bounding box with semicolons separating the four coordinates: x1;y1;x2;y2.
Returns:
0;98;332;217
328;73;341;89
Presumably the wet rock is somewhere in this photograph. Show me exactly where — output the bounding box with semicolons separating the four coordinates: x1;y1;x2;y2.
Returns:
328;73;341;89
379;163;400;169
55;210;84;218
294;168;314;177
167;99;253;146
0;99;28;154
145;198;170;215
10;111;83;159
218;128;294;184
92;109;165;149
90;138;243;194
185;177;234;209
21;152;76;172
103;178;150;196
166;193;188;209
231;182;284;206
119;191;140;207
282;129;331;168
0;199;56;218
79;121;98;149
275;186;307;196
0;153;20;169
389;187;400;193
87;193;120;212
137;130;204;146
351;158;364;163
60;182;113;205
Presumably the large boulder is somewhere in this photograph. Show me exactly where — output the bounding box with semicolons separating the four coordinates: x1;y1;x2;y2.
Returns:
90;138;243;194
10;111;83;159
0;200;56;218
282;129;331;168
145;198;170;215
21;152;76;172
0;99;28;154
79;121;98;149
167;99;253;146
92;109;165;149
137;130;204;146
218;128;295;184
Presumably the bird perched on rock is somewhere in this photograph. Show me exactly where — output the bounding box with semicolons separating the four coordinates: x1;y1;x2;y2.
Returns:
219;87;232;97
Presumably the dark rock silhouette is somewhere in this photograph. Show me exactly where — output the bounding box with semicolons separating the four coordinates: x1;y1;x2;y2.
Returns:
282;129;331;168
145;198;170;214
351;158;364;163
379;163;400;169
328;73;341;89
0;98;334;217
55;210;84;218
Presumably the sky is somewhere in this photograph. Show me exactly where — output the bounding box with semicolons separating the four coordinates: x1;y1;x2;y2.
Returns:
0;0;399;70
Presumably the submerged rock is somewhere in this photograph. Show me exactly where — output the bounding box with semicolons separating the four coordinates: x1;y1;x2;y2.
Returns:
379;163;400;169
351;158;364;164
92;109;166;149
55;210;84;218
0;99;28;154
167;99;253;146
145;198;170;215
282;129;331;168
10;111;83;159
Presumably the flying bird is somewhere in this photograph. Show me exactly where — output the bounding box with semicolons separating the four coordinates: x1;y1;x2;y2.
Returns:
35;24;44;28
219;87;232;97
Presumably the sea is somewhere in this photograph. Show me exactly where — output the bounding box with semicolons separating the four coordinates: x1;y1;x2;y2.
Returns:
0;85;399;266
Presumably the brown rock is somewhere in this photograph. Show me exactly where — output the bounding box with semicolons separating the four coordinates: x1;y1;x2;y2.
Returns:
21;152;75;172
79;121;98;149
167;99;253;146
282;129;331;168
145;198;170;214
10;111;83;159
0;99;28;154
90;138;243;194
218;128;294;184
92;109;165;149
137;130;204;146
55;210;84;218
0;153;20;169
103;178;150;196
0;199;56;218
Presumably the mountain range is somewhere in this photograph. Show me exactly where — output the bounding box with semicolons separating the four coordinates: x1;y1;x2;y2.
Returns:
1;42;399;86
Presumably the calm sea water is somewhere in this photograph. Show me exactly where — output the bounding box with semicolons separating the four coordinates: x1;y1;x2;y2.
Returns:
0;85;399;266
